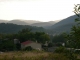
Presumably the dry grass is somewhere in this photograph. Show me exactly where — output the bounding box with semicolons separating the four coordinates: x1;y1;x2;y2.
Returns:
0;51;75;60
0;51;49;58
0;51;52;60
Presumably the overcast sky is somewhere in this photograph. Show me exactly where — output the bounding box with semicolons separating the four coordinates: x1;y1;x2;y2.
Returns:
0;0;79;22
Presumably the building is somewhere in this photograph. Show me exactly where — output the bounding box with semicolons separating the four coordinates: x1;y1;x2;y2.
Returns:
21;40;42;50
14;39;20;44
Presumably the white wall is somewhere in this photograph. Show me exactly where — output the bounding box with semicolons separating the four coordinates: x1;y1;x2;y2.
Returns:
21;42;42;50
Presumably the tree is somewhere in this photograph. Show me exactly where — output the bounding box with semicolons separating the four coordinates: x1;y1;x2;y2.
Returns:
17;28;35;42
0;40;15;51
52;34;65;43
66;4;80;49
65;4;80;60
35;32;50;44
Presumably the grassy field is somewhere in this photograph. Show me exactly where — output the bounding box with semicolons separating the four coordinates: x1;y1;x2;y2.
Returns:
0;50;69;60
0;50;80;60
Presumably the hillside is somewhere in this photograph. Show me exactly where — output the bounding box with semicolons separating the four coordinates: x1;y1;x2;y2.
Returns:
0;20;57;27
23;20;41;24
7;20;41;25
0;15;77;34
0;20;8;23
47;15;77;34
7;20;29;25
0;23;45;33
31;21;57;27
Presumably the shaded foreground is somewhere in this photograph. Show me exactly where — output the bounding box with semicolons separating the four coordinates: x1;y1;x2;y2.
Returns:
0;51;70;60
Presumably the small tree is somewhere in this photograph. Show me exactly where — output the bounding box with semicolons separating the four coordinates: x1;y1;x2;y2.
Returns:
66;4;80;49
65;4;80;60
24;46;33;51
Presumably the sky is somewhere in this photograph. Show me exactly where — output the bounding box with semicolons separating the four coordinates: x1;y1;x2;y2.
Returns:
0;0;80;22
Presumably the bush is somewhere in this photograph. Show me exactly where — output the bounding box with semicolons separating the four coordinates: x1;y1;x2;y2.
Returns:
54;46;68;53
24;46;33;51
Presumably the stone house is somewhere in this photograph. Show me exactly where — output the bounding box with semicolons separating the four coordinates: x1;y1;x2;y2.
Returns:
21;40;42;50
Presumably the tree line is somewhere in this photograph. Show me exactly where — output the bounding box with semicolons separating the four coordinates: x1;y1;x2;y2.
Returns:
0;23;45;33
0;28;50;51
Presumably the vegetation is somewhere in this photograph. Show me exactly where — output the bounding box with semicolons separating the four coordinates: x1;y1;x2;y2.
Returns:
1;50;80;60
0;27;50;51
52;34;65;42
63;4;80;60
54;47;66;53
51;33;65;47
23;46;33;51
0;23;45;33
0;4;80;60
65;4;80;49
0;51;69;60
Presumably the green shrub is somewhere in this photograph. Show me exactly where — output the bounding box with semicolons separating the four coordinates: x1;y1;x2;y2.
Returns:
54;46;69;53
24;46;33;51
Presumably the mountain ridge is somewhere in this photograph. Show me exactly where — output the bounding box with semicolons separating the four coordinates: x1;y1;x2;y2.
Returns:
0;23;45;33
31;21;57;27
46;14;77;34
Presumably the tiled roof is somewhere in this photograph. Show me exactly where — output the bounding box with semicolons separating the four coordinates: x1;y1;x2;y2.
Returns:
21;40;33;45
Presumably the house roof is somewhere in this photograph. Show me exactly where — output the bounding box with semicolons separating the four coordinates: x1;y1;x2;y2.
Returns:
21;40;33;45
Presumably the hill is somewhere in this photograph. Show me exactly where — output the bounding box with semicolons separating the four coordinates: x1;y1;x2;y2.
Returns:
47;15;77;34
7;20;41;25
7;20;29;25
0;23;45;33
31;21;57;27
3;20;41;25
23;20;41;24
0;20;8;23
0;20;57;27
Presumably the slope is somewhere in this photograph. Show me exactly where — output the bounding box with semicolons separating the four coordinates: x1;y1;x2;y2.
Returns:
48;15;77;34
31;21;57;27
0;23;45;33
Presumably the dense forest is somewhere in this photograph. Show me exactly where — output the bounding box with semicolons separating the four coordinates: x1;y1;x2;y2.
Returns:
0;23;45;33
